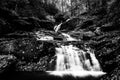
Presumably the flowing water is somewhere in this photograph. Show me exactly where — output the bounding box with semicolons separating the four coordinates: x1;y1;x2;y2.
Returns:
55;45;101;71
47;33;105;77
37;23;106;77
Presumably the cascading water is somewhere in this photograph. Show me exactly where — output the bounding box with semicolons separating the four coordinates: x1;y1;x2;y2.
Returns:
36;22;106;77
55;45;101;71
54;23;62;32
47;32;105;77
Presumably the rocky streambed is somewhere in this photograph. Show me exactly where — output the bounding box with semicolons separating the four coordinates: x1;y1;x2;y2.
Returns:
0;28;120;80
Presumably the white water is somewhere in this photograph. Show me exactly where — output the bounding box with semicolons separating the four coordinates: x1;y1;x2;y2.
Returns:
54;23;62;32
47;32;106;77
35;31;53;41
61;33;78;41
54;18;71;32
55;45;101;71
36;23;106;77
47;71;106;77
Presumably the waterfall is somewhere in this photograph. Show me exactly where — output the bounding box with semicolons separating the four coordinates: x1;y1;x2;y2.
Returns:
54;18;71;32
54;23;62;32
36;23;106;77
47;32;106;77
55;44;102;71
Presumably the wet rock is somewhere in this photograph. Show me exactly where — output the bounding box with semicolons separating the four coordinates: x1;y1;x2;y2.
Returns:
0;35;56;71
86;31;120;80
58;18;82;32
68;30;96;41
0;1;58;35
0;55;16;73
0;8;34;34
0;38;55;62
99;66;120;80
16;56;56;71
78;19;94;29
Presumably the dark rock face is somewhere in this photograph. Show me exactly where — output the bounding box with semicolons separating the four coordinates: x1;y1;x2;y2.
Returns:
0;7;55;35
92;32;120;80
16;55;56;71
0;36;56;71
93;34;120;72
100;66;120;80
0;55;16;73
13;39;55;61
0;0;59;35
